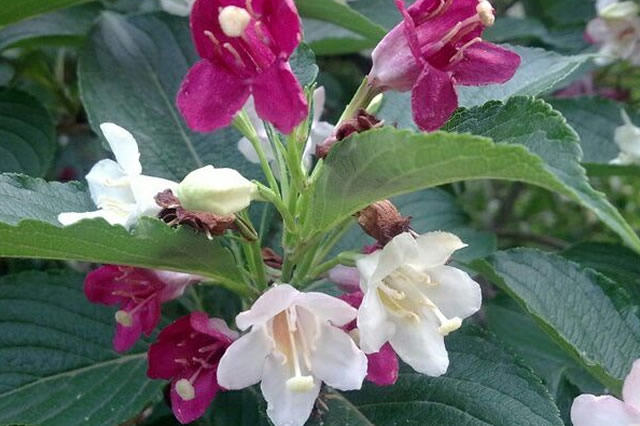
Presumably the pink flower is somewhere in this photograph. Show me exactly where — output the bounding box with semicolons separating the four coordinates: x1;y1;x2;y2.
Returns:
368;0;520;131
84;266;200;352
177;0;308;134
147;313;238;424
571;359;640;426
340;290;399;386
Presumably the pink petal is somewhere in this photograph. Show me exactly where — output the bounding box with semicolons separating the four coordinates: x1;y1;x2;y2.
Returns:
189;312;236;343
449;41;521;86
369;24;422;92
261;0;301;57
407;0;444;20
395;0;423;66
190;0;226;60
147;315;196;379
366;343;399;386
329;266;361;293
251;61;307;134
177;59;251;132
624;359;640;410
411;65;458;131
171;368;221;424
571;394;640;426
139;297;162;336
113;320;143;353
84;265;127;305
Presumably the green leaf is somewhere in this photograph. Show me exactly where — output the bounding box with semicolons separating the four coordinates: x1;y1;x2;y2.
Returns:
0;174;246;293
476;248;640;394
303;19;373;56
0;0;93;27
0;3;101;51
444;96;639;251
549;97;640;176
0;269;163;425
0;89;56;177
289;43;319;88
304;99;640;253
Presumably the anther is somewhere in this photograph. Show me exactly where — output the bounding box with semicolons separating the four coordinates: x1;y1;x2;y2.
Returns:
219;6;251;38
175;378;196;401
115;310;132;327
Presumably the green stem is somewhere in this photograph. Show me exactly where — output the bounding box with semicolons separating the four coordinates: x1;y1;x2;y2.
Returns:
337;76;382;124
255;182;297;233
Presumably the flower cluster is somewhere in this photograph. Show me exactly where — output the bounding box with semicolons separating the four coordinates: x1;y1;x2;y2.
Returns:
586;0;640;66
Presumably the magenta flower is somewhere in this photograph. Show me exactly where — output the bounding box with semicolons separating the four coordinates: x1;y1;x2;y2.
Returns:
368;0;521;131
177;0;308;134
84;266;201;352
147;313;238;424
340;291;399;387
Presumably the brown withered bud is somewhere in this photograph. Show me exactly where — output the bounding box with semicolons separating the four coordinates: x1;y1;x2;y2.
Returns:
155;189;236;239
262;248;283;269
315;109;384;159
356;200;411;245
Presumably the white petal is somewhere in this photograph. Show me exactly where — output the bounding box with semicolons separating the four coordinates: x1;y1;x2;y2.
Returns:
159;0;193;16
217;326;272;389
359;232;417;288
310;322;367;390
237;135;276;164
57;209;131;227
311;87;326;123
295;292;356;327
99;123;142;176
624;359;640;410
571;394;640;426
261;354;321;426
302;121;335;170
424;265;482;320
236;284;298;330
357;289;395;353
129;174;178;219
388;316;449;376
413;231;467;269
86;159;135;207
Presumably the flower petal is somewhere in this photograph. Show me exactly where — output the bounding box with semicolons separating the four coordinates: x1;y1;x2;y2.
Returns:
357;289;395;353
171;368;221;424
129;174;178;223
58;209;131;227
413;231;467;269
217;327;273;389
177;59;250;132
366;343;399;386
294;292;357;327
261;354;321;426
113;320;143;353
571;394;640;426
449;41;521;86
147;315;196;379
190;311;238;342
388;316;448;376
235;284;298;330
624;359;640;410
369;22;422;92
411;65;458;131
358;232;418;290
328;265;361;292
251;61;307;134
310;322;367;390
85;159;134;207
424;265;482;320
99;123;142;176
262;0;302;57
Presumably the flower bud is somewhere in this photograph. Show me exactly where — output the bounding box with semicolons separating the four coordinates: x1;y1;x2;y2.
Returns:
356;200;412;245
177;165;259;216
600;1;639;19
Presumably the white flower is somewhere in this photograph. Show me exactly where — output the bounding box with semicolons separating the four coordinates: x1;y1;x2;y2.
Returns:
217;284;367;426
571;359;640;426
176;165;258;216
355;231;482;376
237;87;335;171
611;109;640;165
159;0;195;16
58;123;177;229
587;0;640;65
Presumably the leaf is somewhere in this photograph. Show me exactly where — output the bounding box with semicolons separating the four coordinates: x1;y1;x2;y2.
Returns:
0;174;246;293
303;100;640;253
444;96;638;251
476;248;640;394
378;45;591;127
0;89;56;177
289;43;319;88
303;19;373;56
0;269;163;425
0;3;101;51
0;0;93;27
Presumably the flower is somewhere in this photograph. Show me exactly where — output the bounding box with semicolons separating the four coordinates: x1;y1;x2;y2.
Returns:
177;0;308;134
355;231;481;376
237;87;334;170
160;0;195;16
368;0;520;131
571;359;640;426
58;123;177;229
85;265;201;352
176;165;259;216
586;0;640;66
340;291;399;386
611;109;640;165
217;284;367;426
147;313;237;424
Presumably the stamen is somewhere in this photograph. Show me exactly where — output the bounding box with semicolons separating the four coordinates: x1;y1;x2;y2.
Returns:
283;308;315;393
379;282;406;300
425;0;454;20
253;21;270;45
377;288;420;323
174;358;189;366
204;30;222;51
421;297;462;336
198;343;222;353
219;6;251;38
245;0;257;17
223;43;246;67
115;310;133;327
449;37;483;64
175;378;196;401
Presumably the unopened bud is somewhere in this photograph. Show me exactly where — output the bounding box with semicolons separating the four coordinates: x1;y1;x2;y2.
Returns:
115;310;133;327
177;165;259;216
476;1;495;26
175;378;196;401
366;94;384;114
356;200;412;245
218;6;251;37
600;1;640;19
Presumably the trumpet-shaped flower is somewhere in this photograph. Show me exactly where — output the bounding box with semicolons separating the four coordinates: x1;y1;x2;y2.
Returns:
368;0;520;131
58;123;177;229
237;87;334;170
147;313;237;424
85;266;201;352
571;359;640;426
611;109;640;165
356;231;481;376
217;284;367;426
177;0;307;134
176;165;259;215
